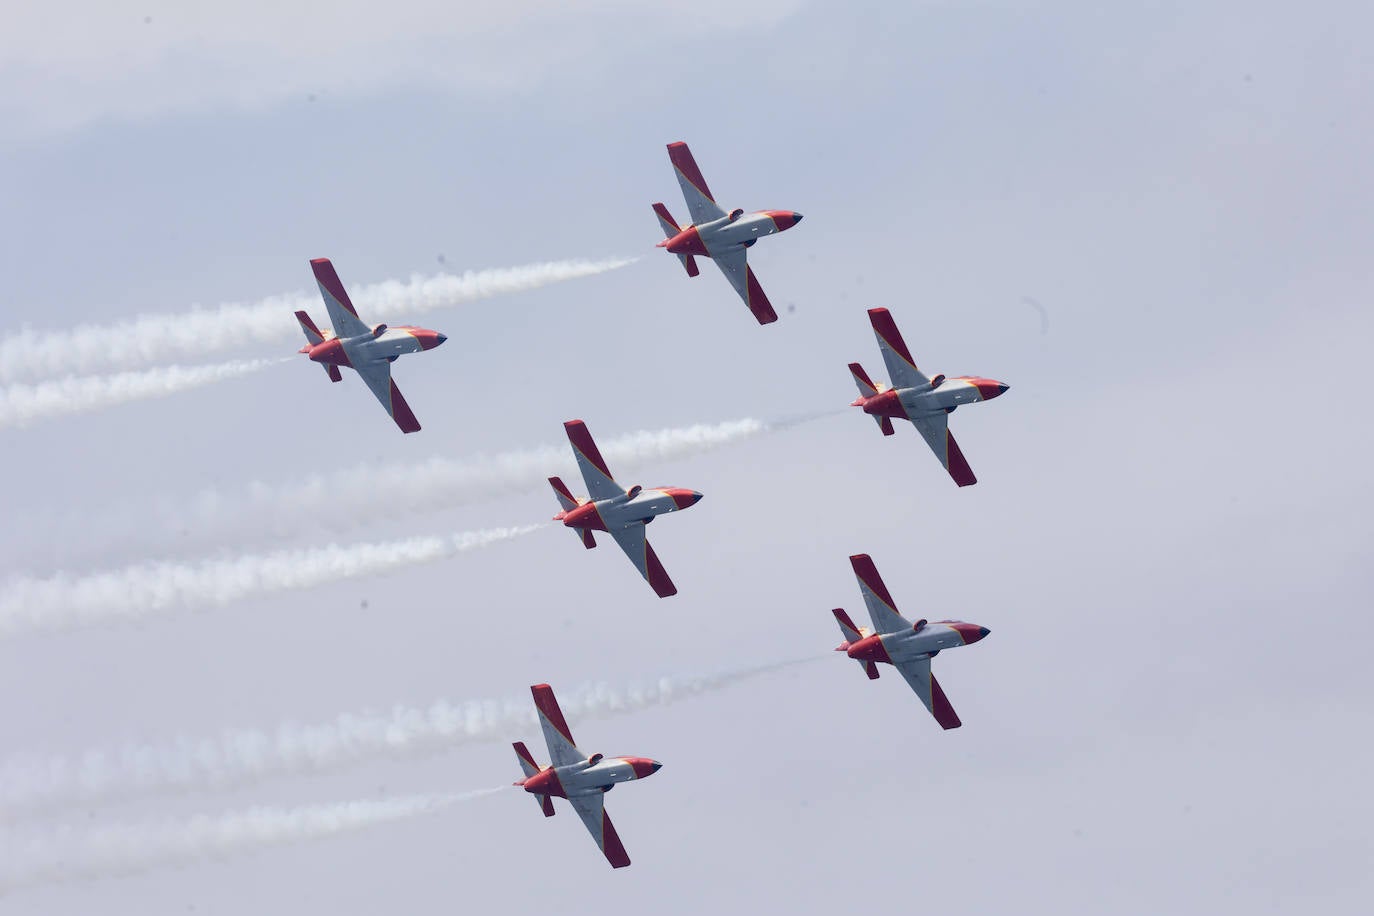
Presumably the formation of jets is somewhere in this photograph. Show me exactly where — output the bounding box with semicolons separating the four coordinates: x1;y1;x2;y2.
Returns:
287;141;1010;869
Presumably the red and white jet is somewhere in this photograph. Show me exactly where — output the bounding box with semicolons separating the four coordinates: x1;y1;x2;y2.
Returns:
548;419;703;598
848;307;1009;486
294;258;446;433
513;684;662;869
652;141;804;325
831;554;990;730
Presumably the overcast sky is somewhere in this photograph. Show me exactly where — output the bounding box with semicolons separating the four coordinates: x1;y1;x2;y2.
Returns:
1;1;1371;912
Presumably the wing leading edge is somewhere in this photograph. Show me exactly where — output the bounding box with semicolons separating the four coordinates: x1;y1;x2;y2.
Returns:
531;684;582;767
894;656;963;730
667;141;725;226
564;420;624;501
908;412;977;487
608;524;678;598
713;247;778;325
353;359;422;434
568;792;632;868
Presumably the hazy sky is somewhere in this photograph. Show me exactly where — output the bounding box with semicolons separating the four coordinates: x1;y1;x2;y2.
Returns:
1;2;1370;912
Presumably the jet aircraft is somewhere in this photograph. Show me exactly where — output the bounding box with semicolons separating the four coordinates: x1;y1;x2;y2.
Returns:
652;141;803;325
294;257;446;433
513;683;662;869
848;307;1009;486
831;553;990;730
548;419;702;598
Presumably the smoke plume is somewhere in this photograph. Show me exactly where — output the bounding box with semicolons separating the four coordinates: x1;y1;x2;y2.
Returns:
0;524;543;639
0;358;287;429
0;656;819;815
0;788;506;893
0;257;634;382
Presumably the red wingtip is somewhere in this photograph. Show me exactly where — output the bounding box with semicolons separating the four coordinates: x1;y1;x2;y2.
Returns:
600;812;632;868
929;674;963;730
563;419;613;479
530;684;575;745
667;141;714;203
849;554;900;614
745;267;778;324
310;257;361;318
644;541;678;598
389;381;421;434
867;307;918;368
945;431;977;487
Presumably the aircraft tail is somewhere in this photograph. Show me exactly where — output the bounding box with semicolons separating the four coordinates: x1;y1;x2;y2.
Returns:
652;202;700;277
296;311;343;382
549;477;596;549
513;742;556;817
832;608;880;680
295;310;326;346
849;363;894;435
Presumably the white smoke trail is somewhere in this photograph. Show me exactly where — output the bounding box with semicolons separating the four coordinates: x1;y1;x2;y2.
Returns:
0;656;819;816
183;417;775;542
0;358;288;429
0;788;506;893
0;524;543;639
0;256;635;383
32;413;837;567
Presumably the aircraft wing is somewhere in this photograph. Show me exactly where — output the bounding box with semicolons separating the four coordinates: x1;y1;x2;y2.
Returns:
310;258;371;339
868;308;930;390
893;656;963;730
353;358;422;434
531;684;583;768
608;524;678;598
908;412;977;487
667;141;726;226
567;792;632;868
849;554;910;635
712;247;779;325
563;420;624;501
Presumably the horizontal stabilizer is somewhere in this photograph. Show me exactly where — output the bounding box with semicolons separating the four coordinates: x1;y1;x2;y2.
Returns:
848;362;880;398
295;310;325;346
652;202;681;238
863;660;880;680
680;253;700;277
324;364;342;383
876;415;894;436
540;794;556;817
580;529;596;550
832;607;863;644
548;476;579;512
513;741;541;779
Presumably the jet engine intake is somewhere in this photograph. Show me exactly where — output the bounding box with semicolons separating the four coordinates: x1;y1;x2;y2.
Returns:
371;323;388;337
929;374;945;389
626;485;643;499
728;208;744;221
913;618;927;632
587;753;604;765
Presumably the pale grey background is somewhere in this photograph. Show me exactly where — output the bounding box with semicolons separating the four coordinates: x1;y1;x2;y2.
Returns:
1;1;1370;912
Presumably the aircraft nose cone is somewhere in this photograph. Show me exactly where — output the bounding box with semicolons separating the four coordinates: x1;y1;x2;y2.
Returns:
691;491;704;505
979;626;991;639
436;333;448;345
792;212;803;224
651;761;663;774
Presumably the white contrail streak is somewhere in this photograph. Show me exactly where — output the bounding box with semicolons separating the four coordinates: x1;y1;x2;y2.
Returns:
0;358;288;429
0;256;635;382
182;416;778;542
0;656;819;816
0;524;543;639
0;788;506;893
33;413;836;565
